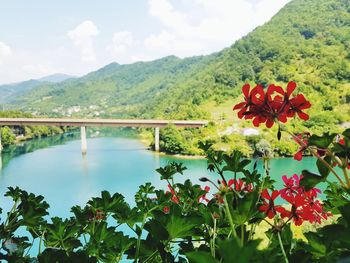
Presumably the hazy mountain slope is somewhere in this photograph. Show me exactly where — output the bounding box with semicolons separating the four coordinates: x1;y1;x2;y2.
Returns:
38;73;75;83
8;0;350;127
11;55;214;117
0;73;74;104
0;80;42;104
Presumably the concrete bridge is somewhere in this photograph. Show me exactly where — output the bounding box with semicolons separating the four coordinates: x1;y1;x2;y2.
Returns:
0;118;208;154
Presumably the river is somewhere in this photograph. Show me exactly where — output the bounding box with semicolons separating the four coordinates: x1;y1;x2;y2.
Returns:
0;132;321;218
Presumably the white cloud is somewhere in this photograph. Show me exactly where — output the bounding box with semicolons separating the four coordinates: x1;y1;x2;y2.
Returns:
0;41;12;63
107;31;134;55
144;30;203;57
148;0;189;33
68;20;100;62
145;0;291;57
0;1;291;84
22;63;57;77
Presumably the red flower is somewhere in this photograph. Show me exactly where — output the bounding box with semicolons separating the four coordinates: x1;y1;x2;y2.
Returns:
293;133;310;161
166;184;179;204
259;189;285;219
286;94;311;121
163;206;170;214
233;81;311;128
280;175;298;198
233;84;265;119
214;193;224;204
282;194;308;226
95;210;106;220
198;186;210;203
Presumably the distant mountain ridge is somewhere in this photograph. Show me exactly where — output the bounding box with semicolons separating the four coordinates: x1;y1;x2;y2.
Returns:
37;73;76;83
3;0;350;128
0;73;75;104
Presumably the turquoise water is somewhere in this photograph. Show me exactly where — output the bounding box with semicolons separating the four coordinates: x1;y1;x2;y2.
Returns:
0;135;320;218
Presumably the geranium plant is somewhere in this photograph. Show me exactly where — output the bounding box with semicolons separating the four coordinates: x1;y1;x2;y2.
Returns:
0;82;349;262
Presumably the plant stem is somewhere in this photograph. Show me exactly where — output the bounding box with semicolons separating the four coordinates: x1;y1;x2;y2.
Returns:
240;225;244;246
210;219;217;258
38;231;45;255
342;157;350;187
223;195;237;239
144;250;159;263
277;231;289;263
213;161;227;186
135;214;147;262
24;237;35;256
4;200;19;226
286;129;347;188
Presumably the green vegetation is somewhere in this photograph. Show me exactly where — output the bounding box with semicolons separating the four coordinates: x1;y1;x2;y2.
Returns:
3;0;350;155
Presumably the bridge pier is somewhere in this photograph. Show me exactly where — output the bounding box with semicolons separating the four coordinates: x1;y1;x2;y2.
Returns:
155;127;159;152
81;126;87;155
0;129;2;154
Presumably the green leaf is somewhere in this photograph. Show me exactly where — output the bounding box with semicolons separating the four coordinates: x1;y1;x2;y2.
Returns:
338;203;350;227
308;133;336;148
316;156;332;178
343;128;350;139
222;150;251;173
186;251;219;263
218;238;261;263
227;191;259;226
44;217;81;251
304;232;326;257
300;170;326;190
166;212;202;239
38;249;97;263
87;191;127;214
319;224;350;247
156;162;187;180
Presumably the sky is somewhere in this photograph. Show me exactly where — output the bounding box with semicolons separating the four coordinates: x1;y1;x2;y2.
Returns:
0;0;291;84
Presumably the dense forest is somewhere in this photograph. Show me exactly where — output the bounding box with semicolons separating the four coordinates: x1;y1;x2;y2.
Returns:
1;0;349;155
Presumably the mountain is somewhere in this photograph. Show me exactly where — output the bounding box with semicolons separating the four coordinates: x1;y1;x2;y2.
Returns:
5;0;350;129
0;73;75;104
9;55;214;117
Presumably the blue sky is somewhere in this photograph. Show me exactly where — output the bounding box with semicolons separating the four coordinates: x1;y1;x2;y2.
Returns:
0;0;290;84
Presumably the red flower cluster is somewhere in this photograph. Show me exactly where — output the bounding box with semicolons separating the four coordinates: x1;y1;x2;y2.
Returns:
226;178;253;192
233;82;311;128
293;133;310;161
259;174;330;226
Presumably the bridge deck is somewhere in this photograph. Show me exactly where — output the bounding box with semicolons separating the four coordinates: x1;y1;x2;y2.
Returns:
0;118;208;128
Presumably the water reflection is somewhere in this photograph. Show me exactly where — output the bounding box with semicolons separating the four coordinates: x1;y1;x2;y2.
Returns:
0;133;80;171
0;127;140;171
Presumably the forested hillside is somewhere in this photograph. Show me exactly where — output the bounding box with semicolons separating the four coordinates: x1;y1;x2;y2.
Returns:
10;55;214;119
3;0;350;155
